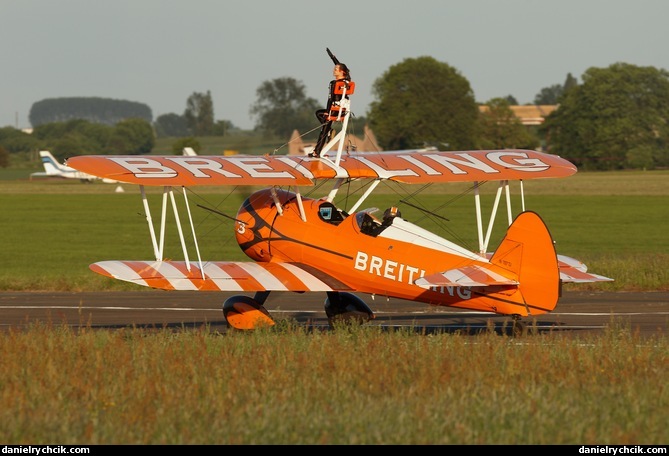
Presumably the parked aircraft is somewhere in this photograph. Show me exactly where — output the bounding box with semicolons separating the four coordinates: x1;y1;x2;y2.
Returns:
31;150;117;183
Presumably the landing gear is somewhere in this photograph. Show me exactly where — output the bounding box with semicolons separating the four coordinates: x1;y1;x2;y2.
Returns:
223;292;275;330
511;315;526;337
223;291;375;331
324;292;375;328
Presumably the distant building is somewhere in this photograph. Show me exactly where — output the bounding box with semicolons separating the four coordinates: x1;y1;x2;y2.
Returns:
288;125;382;156
479;105;558;126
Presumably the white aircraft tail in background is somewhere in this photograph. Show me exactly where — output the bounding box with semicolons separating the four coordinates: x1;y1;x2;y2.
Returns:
31;151;117;183
182;147;198;156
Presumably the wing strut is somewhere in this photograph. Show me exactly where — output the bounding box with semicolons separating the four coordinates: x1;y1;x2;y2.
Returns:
326;178;345;203
475;179;522;255
140;185;160;261
138;184;205;278
166;187;191;270
474;182;484;255
160;188;167;259
347;179;381;213
270;187;284;215
294;189;307;221
481;180;508;255
182;187;205;278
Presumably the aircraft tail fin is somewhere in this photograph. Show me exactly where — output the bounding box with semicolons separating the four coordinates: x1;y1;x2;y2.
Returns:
416;211;561;315
39;150;66;176
488;211;561;314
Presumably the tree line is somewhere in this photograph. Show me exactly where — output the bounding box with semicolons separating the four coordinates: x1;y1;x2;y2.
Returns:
1;58;668;171
0;92;227;164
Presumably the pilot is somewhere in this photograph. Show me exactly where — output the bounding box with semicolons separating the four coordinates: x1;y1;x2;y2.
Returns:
382;206;402;226
310;62;353;157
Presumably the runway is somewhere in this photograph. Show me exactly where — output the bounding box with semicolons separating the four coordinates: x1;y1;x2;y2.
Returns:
1;290;668;337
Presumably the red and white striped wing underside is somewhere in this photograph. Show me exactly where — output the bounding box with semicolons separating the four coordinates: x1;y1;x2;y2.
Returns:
90;260;353;292
415;264;519;288
556;255;614;283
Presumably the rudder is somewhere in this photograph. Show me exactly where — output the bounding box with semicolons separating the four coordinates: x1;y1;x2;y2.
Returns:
489;211;560;315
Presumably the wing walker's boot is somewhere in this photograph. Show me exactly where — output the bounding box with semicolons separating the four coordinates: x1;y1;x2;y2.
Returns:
311;120;333;157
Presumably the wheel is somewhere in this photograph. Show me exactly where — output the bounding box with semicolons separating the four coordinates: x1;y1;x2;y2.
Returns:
223;295;275;330
324;292;374;328
512;318;526;337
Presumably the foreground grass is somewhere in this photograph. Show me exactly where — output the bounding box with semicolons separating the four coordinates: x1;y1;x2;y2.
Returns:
1;172;667;445
0;321;666;444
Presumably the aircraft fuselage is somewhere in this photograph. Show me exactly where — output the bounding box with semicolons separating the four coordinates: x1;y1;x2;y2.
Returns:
235;188;534;316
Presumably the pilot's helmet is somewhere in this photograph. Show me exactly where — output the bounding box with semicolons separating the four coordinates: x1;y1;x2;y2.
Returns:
383;206;401;219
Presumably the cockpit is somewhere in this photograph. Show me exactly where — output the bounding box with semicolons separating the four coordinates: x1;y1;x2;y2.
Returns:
355;206;402;237
317;201;347;225
317;200;402;236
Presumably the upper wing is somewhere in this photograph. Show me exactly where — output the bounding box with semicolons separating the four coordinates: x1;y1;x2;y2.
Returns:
66;149;576;187
90;260;354;292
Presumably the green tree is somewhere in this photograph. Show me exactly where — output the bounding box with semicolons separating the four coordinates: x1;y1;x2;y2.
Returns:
171;137;201;155
0;127;41;153
563;72;578;93
33;119;111;159
24;118;156;158
0;145;9;168
534;73;579;105
154;113;190;137
249;77;320;138
534;84;563;105
29;97;152;127
212;119;234;136
367;57;479;150
106;118;155;155
51;133;102;160
184;91;215;136
543;63;669;170
479;98;539;149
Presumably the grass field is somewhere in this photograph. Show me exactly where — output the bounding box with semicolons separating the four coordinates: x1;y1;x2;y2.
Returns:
0;320;666;444
1;168;668;445
1;169;668;291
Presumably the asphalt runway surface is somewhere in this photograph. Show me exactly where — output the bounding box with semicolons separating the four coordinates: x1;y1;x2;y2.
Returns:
1;290;668;338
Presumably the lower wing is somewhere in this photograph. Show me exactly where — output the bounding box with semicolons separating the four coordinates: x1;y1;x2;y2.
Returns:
90;260;353;292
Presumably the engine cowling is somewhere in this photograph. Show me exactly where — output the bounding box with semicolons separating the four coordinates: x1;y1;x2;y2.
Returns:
234;188;297;261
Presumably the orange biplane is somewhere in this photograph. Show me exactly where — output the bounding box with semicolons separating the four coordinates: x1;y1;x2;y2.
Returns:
67;79;612;333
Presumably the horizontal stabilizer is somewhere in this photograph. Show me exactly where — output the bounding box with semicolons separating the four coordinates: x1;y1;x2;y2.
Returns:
90;260;353;292
415;265;519;288
557;255;614;283
560;269;614;283
480;253;614;284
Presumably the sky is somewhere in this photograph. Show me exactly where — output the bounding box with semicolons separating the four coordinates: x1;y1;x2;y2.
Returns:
2;0;669;131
